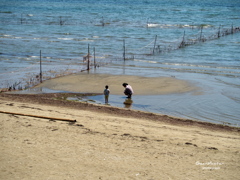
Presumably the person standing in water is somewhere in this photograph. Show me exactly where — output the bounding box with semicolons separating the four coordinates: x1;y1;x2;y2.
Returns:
103;85;110;104
122;83;134;99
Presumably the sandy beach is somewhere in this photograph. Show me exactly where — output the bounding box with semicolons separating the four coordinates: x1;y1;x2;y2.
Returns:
0;92;239;180
1;0;240;179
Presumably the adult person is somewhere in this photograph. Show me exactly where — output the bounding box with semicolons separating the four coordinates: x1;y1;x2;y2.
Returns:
122;83;134;99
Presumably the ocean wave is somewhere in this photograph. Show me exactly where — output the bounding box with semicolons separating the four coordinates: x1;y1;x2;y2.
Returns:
147;23;213;28
133;60;240;71
133;59;158;63
163;63;240;70
57;38;74;40
80;38;94;42
0;35;12;39
216;78;240;87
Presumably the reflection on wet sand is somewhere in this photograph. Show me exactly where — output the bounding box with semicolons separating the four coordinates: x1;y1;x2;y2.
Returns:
123;98;133;108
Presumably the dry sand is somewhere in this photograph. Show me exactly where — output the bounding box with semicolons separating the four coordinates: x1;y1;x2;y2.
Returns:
0;93;239;180
35;73;199;95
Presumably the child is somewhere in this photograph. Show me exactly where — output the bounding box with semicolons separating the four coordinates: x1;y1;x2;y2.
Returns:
103;85;110;104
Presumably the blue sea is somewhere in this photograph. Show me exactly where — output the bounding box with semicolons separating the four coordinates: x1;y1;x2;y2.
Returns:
0;0;240;126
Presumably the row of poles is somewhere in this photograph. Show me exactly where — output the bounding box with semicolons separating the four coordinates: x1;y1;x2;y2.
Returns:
124;24;240;57
86;44;97;70
38;44;95;84
19;14;106;26
179;24;239;48
38;24;239;84
122;35;157;60
35;33;174;86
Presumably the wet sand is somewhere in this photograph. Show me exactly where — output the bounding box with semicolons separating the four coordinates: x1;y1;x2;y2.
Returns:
0;93;240;180
35;72;199;95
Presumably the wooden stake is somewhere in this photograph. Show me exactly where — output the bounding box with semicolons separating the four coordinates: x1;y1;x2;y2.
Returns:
21;14;23;24
199;26;203;41
123;39;126;61
94;47;96;68
153;35;157;54
183;31;185;43
218;25;221;38
102;16;105;27
87;44;90;70
60;16;63;26
40;50;42;83
179;31;186;48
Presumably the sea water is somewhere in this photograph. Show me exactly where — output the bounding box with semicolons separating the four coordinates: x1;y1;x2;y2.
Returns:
0;0;240;126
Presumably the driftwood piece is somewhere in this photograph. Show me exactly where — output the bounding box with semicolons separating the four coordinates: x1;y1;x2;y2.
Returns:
0;110;76;122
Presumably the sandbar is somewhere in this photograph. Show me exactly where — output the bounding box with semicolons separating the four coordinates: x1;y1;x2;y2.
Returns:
35;73;198;95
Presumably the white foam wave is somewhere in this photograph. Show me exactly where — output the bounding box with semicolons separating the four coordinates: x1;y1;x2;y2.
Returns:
147;23;161;27
81;38;94;42
3;34;12;37
147;23;211;28
133;59;158;63
29;56;38;58
57;38;74;40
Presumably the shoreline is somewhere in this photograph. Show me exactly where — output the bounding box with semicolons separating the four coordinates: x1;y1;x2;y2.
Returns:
1;71;239;127
0;93;239;132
